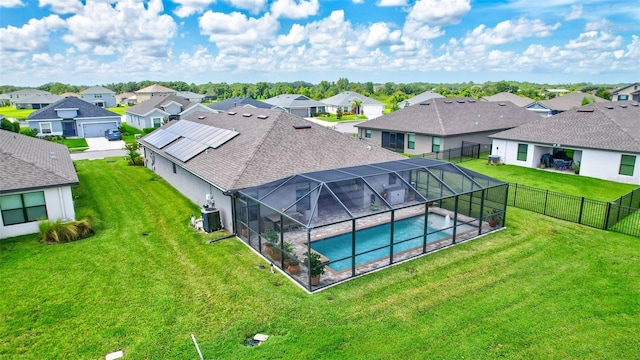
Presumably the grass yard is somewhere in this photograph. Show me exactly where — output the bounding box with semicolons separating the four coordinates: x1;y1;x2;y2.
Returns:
119;123;143;143
106;106;129;115
1;159;639;358
0;106;34;119
315;114;368;122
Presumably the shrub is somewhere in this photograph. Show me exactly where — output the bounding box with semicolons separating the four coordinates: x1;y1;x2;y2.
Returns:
124;142;143;166
1;119;20;133
143;127;156;134
38;218;94;244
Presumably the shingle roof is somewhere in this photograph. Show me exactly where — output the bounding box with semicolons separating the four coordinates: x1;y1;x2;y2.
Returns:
135;84;176;94
125;94;194;116
208;97;274;111
176;91;205;99
27;97;120;120
611;83;640;95
490;101;640;153
321;91;383;106
356;97;542;136
263;94;326;108
80;86;115;94
15;94;63;104
9;89;49;96
538;92;607;112
480;92;535;107
0;130;79;193
139;108;403;191
399;91;445;107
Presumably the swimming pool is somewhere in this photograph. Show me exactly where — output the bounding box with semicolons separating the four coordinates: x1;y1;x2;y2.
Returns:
311;215;461;271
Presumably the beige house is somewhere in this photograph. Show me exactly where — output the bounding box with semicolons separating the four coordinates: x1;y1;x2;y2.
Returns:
133;84;177;104
611;83;640;102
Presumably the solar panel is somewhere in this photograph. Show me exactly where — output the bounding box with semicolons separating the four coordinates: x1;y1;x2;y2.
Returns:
144;129;181;149
165;138;209;162
156;120;240;162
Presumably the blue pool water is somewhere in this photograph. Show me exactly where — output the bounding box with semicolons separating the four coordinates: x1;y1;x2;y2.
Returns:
311;215;450;271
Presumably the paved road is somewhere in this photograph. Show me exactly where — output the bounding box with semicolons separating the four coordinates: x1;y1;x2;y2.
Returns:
71;149;128;160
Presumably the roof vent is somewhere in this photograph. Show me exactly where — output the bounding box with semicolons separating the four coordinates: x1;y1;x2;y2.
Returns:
242;113;252;117
228;111;237;115
257;115;269;119
619;104;627;108
631;103;639;107
197;116;205;119
468;99;476;103
444;100;453;104
457;100;465;103
605;105;614;109
577;108;594;112
419;102;430;105
293;124;312;129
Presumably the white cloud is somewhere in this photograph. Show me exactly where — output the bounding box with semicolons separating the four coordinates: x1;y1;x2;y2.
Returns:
199;11;279;48
585;19;611;32
352;0;364;3
38;0;82;14
461;18;561;52
365;22;402;47
0;15;65;53
0;0;24;7
564;4;582;21
173;0;216;18
408;0;471;25
565;30;622;50
277;23;306;45
227;0;267;13
270;0;319;19
377;0;407;6
94;45;115;55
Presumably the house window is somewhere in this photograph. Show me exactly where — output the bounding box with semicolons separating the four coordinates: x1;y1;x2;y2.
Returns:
0;192;47;226
172;163;177;174
343;106;349;112
40;122;52;135
365;129;371;138
432;136;441;153
517;143;528;161
153;118;162;128
619;155;636;176
381;132;405;152
618;95;629;101
408;133;415;150
95;94;102;98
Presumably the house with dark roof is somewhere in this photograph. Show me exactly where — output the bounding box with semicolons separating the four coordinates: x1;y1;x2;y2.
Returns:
398;91;445;108
133;84;177;104
263;94;326;117
27;97;121;138
14;94;64;110
125;94;215;130
611;83;640;102
138;107;402;230
321;91;385;119
0;130;79;238
525;92;608;117
208;97;277;112
490;101;640;185
80;86;116;108
356;97;542;155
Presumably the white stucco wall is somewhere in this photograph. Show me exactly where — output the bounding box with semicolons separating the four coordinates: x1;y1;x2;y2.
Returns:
0;186;76;239
362;105;385;119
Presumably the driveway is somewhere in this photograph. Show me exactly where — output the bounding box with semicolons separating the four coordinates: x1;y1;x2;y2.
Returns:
305;118;364;135
85;137;125;151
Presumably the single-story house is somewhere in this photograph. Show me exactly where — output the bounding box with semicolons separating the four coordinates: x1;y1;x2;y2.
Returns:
116;92;136;106
208;97;277;112
321;91;385;119
490;101;640;185
526;92;608;117
134;84;177;104
14;94;64;110
611;83;640;102
356;97;542;155
263;94;326;117
80;86;116;108
176;91;205;103
480;92;535;108
0;129;79;239
398;91;445;108
125;94;215;130
27;97;121;138
7;89;50;106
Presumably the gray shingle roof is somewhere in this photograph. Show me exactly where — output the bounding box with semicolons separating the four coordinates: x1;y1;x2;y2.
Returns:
139;108;403;191
135;84;176;94
321;91;383;106
263;94;326;108
208;97;274;111
538;92;607;112
356;97;542;136
611;82;640;95
27;97;120;120
480;92;535;107
125;94;194;116
80;86;115;94
399;91;445;107
15;94;63;105
8;89;49;96
0;130;79;193
490;101;640;153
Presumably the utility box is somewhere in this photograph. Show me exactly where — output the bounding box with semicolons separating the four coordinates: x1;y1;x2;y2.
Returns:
201;207;221;233
488;155;501;164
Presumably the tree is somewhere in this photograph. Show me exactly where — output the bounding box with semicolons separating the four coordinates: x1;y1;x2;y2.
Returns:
1;118;20;133
336;107;343;120
351;99;362;114
124;142;143;166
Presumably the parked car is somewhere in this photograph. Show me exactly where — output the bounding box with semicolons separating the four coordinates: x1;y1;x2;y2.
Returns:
105;129;122;141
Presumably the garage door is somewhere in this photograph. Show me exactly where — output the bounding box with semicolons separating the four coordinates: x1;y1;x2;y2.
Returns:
290;108;308;117
83;122;118;137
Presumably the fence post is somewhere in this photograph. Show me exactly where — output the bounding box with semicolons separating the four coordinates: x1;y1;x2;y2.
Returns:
603;202;611;230
578;197;585;224
543;189;549;215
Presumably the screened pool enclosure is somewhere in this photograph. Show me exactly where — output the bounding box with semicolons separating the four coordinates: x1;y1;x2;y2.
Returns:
234;158;508;292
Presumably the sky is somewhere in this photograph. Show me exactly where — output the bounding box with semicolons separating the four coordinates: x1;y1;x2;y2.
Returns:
0;0;638;87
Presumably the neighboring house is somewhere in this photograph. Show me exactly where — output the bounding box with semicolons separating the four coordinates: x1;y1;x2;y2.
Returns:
398;91;445;108
356;97;542;155
321;91;385;119
59;92;80;98
611;83;640;102
134;84;177;104
208;97;277;112
138;107;401;230
263;94;326;117
480;92;535;108
7;89;50;106
0;94;11;106
125;94;215;130
27;97;121;138
176;91;205;103
116;92;136;106
0;129;79;239
490;101;640;185
14;94;64;110
80;86;116;108
527;92;608;116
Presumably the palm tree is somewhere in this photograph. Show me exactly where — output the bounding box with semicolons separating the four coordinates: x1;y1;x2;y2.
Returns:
351;99;362;115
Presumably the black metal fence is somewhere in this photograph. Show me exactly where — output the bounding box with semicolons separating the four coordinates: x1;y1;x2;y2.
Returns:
413;142;491;164
508;183;640;238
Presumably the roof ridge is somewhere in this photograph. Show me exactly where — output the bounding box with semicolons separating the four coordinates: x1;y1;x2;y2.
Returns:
433;99;446;134
595;105;640;148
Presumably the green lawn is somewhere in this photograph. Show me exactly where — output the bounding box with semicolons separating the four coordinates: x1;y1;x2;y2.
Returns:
315;114;368;122
119;123;143;143
106;106;129;115
0;106;34;119
1;159;639;358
